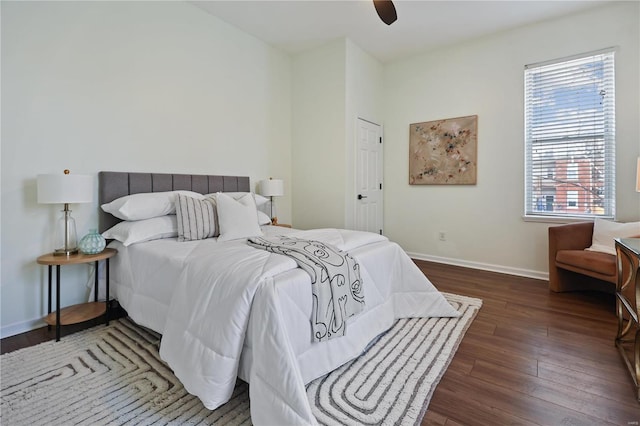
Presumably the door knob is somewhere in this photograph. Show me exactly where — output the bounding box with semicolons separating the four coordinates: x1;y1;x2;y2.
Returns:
357;194;368;200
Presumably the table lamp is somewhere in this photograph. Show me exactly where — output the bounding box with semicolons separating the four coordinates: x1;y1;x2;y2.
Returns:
260;178;284;225
37;170;93;256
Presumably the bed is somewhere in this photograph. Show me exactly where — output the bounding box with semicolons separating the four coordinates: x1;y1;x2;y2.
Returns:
98;171;460;425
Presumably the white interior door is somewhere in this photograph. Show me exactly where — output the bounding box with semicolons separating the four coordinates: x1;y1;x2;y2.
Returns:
355;118;383;234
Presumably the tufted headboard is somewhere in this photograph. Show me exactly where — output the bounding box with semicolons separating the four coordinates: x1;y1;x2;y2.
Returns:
98;171;250;233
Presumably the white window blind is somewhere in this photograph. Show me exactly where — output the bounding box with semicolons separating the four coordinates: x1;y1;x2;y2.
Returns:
524;49;615;219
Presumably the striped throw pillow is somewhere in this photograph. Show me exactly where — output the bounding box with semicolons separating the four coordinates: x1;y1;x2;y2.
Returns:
175;194;216;241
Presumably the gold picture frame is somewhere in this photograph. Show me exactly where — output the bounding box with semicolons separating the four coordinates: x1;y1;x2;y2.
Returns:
409;115;478;185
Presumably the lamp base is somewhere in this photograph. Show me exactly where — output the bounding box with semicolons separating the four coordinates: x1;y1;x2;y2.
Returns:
53;247;79;256
54;206;78;256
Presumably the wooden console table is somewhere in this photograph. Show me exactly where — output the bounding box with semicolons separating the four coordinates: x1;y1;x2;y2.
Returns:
614;237;640;401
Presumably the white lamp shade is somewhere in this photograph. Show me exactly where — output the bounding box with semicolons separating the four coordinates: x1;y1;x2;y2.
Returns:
37;173;94;204
260;179;284;197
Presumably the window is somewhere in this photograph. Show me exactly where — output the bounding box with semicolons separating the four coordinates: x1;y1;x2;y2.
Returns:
567;191;578;209
524;49;615;219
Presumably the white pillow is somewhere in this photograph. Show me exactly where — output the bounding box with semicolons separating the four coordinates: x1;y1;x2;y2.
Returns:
101;190;204;221
205;192;269;207
175;194;216;241
216;192;263;242
102;216;178;246
203;193;270;233
586;218;640;255
257;210;272;226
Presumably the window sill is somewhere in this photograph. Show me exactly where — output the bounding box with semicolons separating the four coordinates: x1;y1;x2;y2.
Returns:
522;215;613;224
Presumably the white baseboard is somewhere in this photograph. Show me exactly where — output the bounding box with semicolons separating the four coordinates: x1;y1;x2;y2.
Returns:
1;318;46;340
407;251;549;282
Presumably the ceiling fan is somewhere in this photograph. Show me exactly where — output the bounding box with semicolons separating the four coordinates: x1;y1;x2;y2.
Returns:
373;0;397;25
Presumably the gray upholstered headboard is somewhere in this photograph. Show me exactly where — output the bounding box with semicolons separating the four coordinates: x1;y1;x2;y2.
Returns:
98;171;250;233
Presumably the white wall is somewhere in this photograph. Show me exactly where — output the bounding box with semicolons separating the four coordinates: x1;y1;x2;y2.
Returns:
344;39;384;229
291;38;383;230
383;2;640;278
291;39;346;229
1;1;292;336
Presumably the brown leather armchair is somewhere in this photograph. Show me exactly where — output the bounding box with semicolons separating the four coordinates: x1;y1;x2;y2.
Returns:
548;222;617;292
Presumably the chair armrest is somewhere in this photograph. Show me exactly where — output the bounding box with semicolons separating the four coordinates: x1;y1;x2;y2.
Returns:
548;221;595;292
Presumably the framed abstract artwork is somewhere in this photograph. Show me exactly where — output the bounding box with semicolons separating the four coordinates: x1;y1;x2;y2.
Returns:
409;115;478;185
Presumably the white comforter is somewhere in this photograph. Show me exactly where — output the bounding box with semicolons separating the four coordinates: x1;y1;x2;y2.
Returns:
157;228;459;425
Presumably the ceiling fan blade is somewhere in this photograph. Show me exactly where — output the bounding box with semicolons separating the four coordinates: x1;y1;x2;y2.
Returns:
373;0;397;25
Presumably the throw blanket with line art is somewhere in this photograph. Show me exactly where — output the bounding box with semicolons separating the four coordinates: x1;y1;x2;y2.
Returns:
248;235;365;341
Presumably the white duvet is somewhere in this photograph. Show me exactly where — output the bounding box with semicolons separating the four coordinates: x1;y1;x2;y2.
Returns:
110;227;459;425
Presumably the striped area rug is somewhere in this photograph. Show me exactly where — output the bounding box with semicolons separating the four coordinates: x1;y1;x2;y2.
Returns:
0;293;480;425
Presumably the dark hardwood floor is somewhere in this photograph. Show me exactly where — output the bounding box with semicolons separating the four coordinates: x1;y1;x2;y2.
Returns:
0;305;127;355
416;260;640;426
2;261;638;424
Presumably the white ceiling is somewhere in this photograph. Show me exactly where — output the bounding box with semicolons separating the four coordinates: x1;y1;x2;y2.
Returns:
192;0;611;63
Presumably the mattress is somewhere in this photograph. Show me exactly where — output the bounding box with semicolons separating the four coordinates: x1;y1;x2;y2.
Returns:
109;226;293;331
108;225;459;425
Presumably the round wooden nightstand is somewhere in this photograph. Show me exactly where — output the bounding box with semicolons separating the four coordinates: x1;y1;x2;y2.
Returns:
37;248;117;341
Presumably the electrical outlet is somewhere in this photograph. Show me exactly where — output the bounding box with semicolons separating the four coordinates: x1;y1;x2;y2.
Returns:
438;231;446;241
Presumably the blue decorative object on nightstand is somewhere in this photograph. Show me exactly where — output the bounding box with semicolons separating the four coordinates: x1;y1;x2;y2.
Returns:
79;229;106;255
